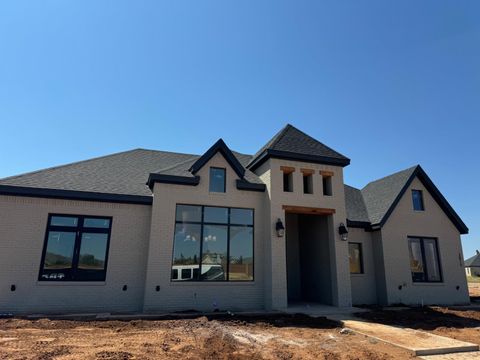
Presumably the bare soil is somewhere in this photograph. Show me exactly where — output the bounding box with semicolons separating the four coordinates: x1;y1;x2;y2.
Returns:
469;282;480;299
356;306;480;346
0;313;413;360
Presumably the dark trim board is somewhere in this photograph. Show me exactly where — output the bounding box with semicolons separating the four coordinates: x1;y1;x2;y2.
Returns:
147;174;200;189
0;185;153;205
189;139;246;179
247;149;351;171
236;180;266;192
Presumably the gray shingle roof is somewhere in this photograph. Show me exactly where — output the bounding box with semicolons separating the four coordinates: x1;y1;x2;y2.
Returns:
361;166;417;225
465;252;480;267
0;147;263;197
248;124;350;169
344;185;370;223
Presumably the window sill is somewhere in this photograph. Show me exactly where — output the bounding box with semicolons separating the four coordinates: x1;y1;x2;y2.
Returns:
36;281;107;286
350;273;366;277
170;281;256;286
411;282;444;286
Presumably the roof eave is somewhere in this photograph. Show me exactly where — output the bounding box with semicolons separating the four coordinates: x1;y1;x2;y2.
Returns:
247;149;351;171
236;179;266;192
0;185;153;205
147;174;200;189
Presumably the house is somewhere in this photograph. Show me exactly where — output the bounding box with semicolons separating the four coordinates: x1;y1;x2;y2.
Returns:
465;251;480;277
0;124;470;314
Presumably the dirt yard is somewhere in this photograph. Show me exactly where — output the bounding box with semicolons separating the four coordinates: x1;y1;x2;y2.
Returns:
0;313;413;360
356;306;480;346
469;281;480;299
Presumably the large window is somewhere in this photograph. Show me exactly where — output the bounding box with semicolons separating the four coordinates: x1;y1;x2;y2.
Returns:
39;214;112;281
348;243;364;274
172;205;254;281
408;237;442;282
209;167;226;193
412;190;425;211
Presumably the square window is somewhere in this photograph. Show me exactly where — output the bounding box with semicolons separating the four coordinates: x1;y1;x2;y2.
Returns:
39;214;112;281
209;167;226;193
412;190;425;211
171;205;254;282
348;243;363;274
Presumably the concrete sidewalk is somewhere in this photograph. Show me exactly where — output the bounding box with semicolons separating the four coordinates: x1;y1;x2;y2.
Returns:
328;315;479;357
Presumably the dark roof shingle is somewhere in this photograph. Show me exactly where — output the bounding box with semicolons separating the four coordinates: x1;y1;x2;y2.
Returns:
248;124;350;169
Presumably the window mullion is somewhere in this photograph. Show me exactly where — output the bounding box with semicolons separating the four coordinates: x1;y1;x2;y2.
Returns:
226;208;231;281
420;238;429;282
198;206;205;281
71;217;84;280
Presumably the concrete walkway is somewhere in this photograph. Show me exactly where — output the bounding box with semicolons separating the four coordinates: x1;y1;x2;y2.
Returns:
288;303;478;356
420;353;480;359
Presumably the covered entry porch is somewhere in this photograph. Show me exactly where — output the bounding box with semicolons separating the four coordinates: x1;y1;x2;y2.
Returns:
284;205;338;306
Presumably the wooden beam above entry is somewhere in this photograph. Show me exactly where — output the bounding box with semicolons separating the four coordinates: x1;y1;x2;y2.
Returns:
320;170;334;177
280;166;295;174
282;205;336;215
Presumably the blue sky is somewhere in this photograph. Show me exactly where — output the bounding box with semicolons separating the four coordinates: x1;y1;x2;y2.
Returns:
0;1;478;256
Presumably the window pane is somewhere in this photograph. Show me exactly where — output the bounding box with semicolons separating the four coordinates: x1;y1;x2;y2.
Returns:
204;207;228;224
230;208;253;225
229;226;253;281
50;216;78;227
83;218;110;229
201;225;227;281
349;243;362;274
209;168;226;192
175;205;202;222
78;233;108;270
43;231;76;270
412;190;424;211
424;239;441;281
172;223;201;281
409;238;425;282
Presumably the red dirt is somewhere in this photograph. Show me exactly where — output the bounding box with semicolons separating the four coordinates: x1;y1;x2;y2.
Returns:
0;314;414;360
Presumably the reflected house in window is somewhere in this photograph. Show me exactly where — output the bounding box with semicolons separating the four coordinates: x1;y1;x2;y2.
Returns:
0;123;471;313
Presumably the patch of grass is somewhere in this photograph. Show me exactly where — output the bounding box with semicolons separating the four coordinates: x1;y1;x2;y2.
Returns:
467;276;480;283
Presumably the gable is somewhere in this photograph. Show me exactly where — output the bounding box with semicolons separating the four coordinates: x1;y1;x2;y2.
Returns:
383;175;468;235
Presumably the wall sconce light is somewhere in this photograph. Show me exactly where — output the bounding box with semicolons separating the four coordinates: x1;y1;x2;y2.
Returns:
276;218;285;237
339;223;348;241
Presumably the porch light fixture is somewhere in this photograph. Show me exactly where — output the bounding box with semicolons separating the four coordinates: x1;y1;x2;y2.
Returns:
338;223;348;241
276;218;285;237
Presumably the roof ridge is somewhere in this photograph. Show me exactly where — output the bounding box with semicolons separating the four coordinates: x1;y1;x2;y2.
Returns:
134;148;199;157
0;148;144;182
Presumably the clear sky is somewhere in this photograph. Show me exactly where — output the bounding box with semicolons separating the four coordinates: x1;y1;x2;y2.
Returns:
0;1;478;257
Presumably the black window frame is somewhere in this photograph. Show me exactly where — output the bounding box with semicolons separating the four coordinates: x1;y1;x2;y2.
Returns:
171;204;254;282
408;236;443;283
412;189;425;211
348;242;364;274
38;214;113;282
209;167;226;193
